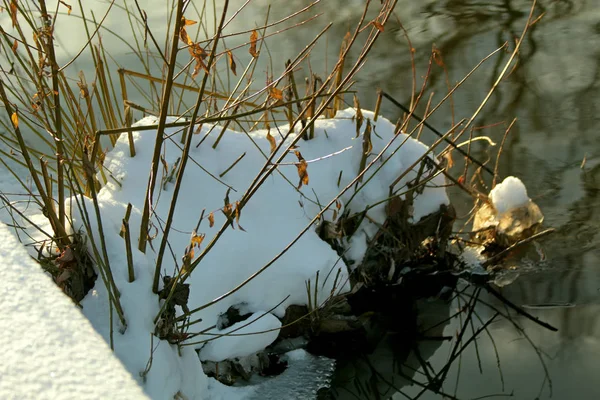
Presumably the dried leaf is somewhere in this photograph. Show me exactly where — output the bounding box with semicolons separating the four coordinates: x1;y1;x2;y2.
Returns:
226;50;236;75
10;0;17;28
188;43;208;78
432;47;445;67
11;39;17;54
59;1;72;15
179;26;191;45
353;95;363;137
183;17;197;26
294;151;309;188
372;21;384;32
249;30;259;58
234;201;246;232
191;232;205;247
266;131;276;154
208;212;214;228
270;87;283;100
10;112;18;129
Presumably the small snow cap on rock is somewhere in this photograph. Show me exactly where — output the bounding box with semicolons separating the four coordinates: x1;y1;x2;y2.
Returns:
489;176;530;215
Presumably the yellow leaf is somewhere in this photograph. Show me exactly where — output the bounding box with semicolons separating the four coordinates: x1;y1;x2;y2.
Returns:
183;17;197;26
191;232;205;247
208;212;214;228
10;112;18;129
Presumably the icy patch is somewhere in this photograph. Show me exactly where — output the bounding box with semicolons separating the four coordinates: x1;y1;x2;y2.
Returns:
489;176;530;215
200;312;281;362
246;350;336;400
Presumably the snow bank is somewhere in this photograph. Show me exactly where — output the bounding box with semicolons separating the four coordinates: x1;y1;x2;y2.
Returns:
199;312;281;362
65;108;448;398
0;222;147;400
489;176;530;215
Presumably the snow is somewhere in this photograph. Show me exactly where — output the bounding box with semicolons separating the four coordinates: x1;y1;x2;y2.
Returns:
489;176;530;215
199;312;281;362
0;222;147;400
0;107;449;399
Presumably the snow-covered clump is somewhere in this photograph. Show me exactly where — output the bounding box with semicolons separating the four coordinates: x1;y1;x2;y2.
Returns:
473;176;544;247
65;108;449;399
200;312;281;362
0;222;147;400
489;176;530;215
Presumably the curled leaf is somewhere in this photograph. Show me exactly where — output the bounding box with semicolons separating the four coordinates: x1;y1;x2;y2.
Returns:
226;50;236;75
249;30;259;58
266;131;276;154
11;39;18;54
208;212;215;228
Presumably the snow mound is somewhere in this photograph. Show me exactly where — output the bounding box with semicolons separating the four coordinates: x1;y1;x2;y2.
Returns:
0;222;147;400
200;312;281;362
66;108;449;399
489;176;530;215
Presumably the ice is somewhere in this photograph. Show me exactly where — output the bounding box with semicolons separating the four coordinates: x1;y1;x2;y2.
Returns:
246;350;336;400
0;222;147;400
200;312;282;362
489;176;530;215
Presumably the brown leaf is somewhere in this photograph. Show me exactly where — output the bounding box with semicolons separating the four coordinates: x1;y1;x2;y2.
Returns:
372;21;385;32
11;39;17;54
10;112;18;129
249;30;259;58
269;87;283;101
208;212;214;228
10;0;17;28
353;95;363;137
179;26;191;45
294;151;309;188
226;50;236;75
266;131;276;154
188;43;208;78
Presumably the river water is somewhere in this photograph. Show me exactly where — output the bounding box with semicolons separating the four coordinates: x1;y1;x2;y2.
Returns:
6;0;600;399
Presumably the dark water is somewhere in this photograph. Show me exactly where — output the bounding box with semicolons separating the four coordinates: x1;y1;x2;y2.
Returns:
314;1;600;399
21;0;599;398
247;0;599;398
